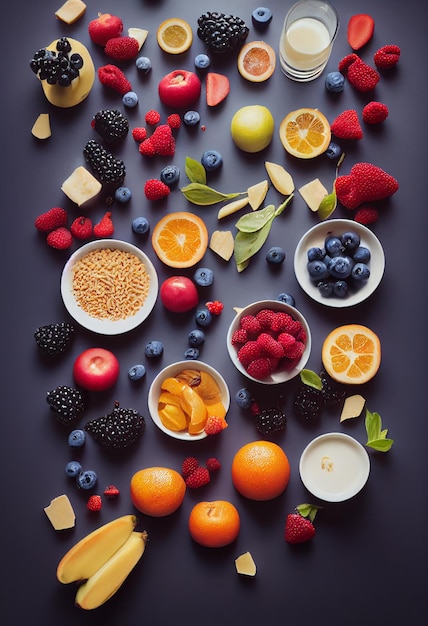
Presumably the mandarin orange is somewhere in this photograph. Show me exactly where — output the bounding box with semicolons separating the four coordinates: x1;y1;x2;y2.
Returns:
130;467;186;517
231;440;290;501
151;212;208;268
188;500;240;548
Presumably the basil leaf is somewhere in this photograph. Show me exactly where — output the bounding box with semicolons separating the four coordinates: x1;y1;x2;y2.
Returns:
234;216;274;265
365;409;381;442
185;156;206;184
366;438;394;452
181;183;241;206
300;369;323;390
235;204;275;233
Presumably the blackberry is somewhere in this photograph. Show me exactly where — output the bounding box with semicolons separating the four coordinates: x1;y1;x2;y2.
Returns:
255;407;287;435
46;385;85;425
34;322;75;356
85;401;145;449
197;12;249;54
29;37;83;87
92;109;129;145
320;370;346;408
293;386;323;423
83;139;126;186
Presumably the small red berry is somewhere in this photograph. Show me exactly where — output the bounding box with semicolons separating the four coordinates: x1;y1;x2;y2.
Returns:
185;466;211;488
87;494;102;511
145;109;161;125
182;456;200;478
46;227;73;250
103;485;120;498
205;300;224;315
206;457;221;472
35;207;68;233
167;113;181;129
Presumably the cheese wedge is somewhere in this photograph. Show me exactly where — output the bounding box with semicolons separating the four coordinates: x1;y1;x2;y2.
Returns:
61;166;102;206
31;113;51;139
44;494;76;530
209;230;234;261
55;0;86;24
298;178;328;212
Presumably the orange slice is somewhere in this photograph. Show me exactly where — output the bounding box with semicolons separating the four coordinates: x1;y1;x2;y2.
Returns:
237;41;276;82
322;324;381;384
156;18;193;54
152;212;208;268
279;108;331;159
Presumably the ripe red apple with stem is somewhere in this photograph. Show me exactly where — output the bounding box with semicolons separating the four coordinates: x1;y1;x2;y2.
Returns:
73;348;120;391
158;70;201;108
160;276;199;312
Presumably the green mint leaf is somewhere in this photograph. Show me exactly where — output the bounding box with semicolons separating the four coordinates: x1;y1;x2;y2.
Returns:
235;204;275;233
181;183;241;206
317;191;337;220
365;409;382;442
234;216;275;265
300;369;323;390
185;156;206;184
366;438;394;452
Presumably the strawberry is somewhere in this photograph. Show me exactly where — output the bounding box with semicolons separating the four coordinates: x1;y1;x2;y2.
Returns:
98;64;132;95
362;101;389;124
284;513;315;544
46;227;73;250
93;211;114;237
246;357;276;380
205;300;223;315
70;216;93;240
182;456;200;478
335;162;399;210
145;110;161;125
167;113;181;129
205;457;221;472
185;466;211;488
35;207;67;233
206;72;230;107
347;58;380;92
204;415;228;435
103;485;120;498
374;45;401;70
132;127;147;141
88;13;123;46
331;109;363;140
144;179;170;200
87;494;102;511
354;206;379;225
347;14;375;50
104;36;139;60
256;333;285;359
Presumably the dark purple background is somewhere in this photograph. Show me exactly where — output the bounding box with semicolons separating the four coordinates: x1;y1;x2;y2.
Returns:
3;1;426;624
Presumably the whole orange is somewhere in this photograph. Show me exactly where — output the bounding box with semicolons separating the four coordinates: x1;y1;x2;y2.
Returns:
130;467;186;517
231;440;290;501
188;500;240;548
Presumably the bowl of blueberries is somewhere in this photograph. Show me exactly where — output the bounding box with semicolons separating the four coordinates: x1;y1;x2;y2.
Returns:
293;219;385;308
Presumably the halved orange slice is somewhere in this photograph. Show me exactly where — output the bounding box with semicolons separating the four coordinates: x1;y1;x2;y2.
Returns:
156;18;193;54
237;40;276;82
279;108;331;159
152;212;208;268
322;324;381;384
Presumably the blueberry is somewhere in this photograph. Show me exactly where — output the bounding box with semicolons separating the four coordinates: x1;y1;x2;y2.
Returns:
194;53;210;69
201;150;223;171
160;165;180;186
266;246;286;264
68;429;85;447
307;260;329;281
307;246;324;262
328;256;354;279
122;91;138;108
252;7;273;26
351;263;370;281
333;280;348;297
115;186;132;203
136;56;152;74
326;141;343;160
193;267;214;286
65;461;82;478
325;71;345;93
353;246;371;264
76;470;97;490
235;388;253;409
128;364;146;381
277;293;295;306
195;308;212;327
325;236;344;256
145;340;164;358
188;329;205;346
317;281;334;297
341;231;360;253
132;216;150;235
184;347;200;359
183;110;200;126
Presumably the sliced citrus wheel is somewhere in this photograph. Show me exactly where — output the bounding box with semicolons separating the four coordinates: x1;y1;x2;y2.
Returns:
152;212;208;268
321;324;381;384
156;18;193;54
237;40;276;82
279;108;331;159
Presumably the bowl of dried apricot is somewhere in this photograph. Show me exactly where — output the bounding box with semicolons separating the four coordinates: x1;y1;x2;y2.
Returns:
226;300;311;384
148;360;230;440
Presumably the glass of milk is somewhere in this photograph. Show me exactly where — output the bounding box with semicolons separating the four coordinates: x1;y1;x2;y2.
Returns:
279;0;339;81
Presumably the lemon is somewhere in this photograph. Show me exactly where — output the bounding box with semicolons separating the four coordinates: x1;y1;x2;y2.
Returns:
230;105;274;153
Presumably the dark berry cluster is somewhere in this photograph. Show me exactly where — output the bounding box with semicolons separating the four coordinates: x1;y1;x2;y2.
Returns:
293;371;346;423
85;401;145;449
255;407;287;435
92;109;129;145
83;139;126;186
34;322;75;356
30;37;83;87
46;385;85;425
197;12;249;53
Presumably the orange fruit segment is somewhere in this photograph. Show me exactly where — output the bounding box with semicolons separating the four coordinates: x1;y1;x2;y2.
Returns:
279;108;331;158
231;441;290;501
180;385;208;434
237;40;276;82
130;467;186;517
322;324;381;384
158;404;188;431
156;18;193;54
152;211;208;268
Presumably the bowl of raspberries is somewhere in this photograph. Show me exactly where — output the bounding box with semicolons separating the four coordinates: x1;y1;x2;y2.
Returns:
227;300;311;384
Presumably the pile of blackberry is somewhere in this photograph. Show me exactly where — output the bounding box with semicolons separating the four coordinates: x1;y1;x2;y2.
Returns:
293;370;346;423
92;110;129;145
83;139;126;186
29;37;83;87
34;322;75;356
46;385;85;425
255;407;287;435
85;401;145;449
197;12;249;53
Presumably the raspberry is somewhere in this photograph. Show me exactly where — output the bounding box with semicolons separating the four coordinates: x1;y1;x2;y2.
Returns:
103;485;120;498
104;36;139;61
338;53;359;73
247;357;275;380
255;308;276;329
239;315;262;336
139;139;157;156
98;64;132;95
206;457;221;472
132;127;147;141
145;109;161;125
205;300;223;315
185;466;211;488
288;320;304;338
270;311;294;333
70;216;93;240
250;400;261;415
354;206;379;225
93;212;114;237
256;333;285;358
374;45;400;70
204;415;228;435
283;340;305;360
277;332;297;352
150;125;175;155
231;328;248;346
144;179;171;200
237;340;262;367
46;227;73;250
362;102;389;125
167;113;181;129
182;456;200;478
35;207;68;233
87;495;102;511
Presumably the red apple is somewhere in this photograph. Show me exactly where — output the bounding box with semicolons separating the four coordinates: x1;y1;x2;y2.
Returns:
160;276;199;313
158;70;201;108
88;13;123;46
73;348;120;391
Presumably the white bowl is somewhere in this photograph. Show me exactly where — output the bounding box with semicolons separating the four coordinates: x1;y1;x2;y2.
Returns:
294;219;385;308
61;239;158;335
226;300;311;385
148;360;230;441
299;432;370;502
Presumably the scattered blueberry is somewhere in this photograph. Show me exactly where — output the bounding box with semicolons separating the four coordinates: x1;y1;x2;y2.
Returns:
328;256;353;279
193;267;214;286
184;347;200;359
132;216;150;235
252;7;273;27
333;280;348;297
317;281;334;297
277;292;295;306
160;165;180;186
351;263;370;282
122;91;138;108
195;308;213;327
136;56;152;74
341;231;360;253
128;364;146;381
325;71;345;93
307;260;330;281
115;186;132;203
266;246;286;264
76;470;97;490
188;329;205;347
353;246;371;264
235;388;253;409
144;340;164;358
307;246;325;262
201;149;223;171
326;141;343;160
325;236;344;257
194;53;210;69
68;429;85;447
183;110;200;126
65;461;82;478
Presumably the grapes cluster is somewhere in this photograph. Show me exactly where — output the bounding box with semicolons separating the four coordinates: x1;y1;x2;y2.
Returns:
30;37;83;87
